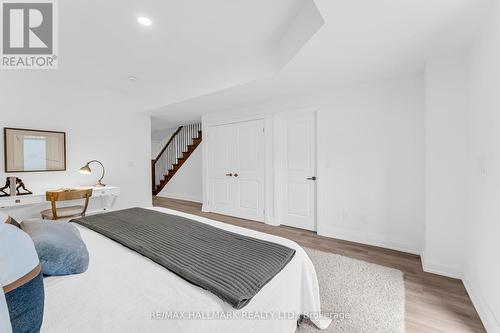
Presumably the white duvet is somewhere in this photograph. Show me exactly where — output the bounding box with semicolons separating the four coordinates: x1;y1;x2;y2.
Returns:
42;207;330;333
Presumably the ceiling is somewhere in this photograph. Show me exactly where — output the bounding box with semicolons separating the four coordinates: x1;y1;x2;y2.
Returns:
0;0;492;133
60;0;312;106
150;0;492;131
1;0;310;110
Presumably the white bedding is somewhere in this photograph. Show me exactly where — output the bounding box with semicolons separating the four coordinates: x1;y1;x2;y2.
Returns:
42;207;330;333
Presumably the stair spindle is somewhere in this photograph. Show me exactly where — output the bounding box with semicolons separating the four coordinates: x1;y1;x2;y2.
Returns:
174;136;177;166
183;129;186;154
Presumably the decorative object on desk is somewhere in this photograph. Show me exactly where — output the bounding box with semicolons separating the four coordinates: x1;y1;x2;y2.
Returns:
15;178;33;196
0;177;15;196
79;160;106;187
4;127;66;172
0;177;10;197
41;188;93;221
0;177;32;197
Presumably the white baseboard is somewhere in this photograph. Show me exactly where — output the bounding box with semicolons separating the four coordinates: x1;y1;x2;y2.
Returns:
463;277;500;333
318;227;420;255
156;193;202;203
421;254;462;279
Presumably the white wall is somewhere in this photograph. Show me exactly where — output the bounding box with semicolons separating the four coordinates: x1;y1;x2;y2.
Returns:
151;128;176;159
157;143;203;203
151;141;163;160
203;74;425;254
420;3;500;329
0;81;152;221
464;1;500;331
423;53;470;278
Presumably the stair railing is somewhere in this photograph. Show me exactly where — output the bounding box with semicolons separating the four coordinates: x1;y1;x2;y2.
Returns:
151;123;202;192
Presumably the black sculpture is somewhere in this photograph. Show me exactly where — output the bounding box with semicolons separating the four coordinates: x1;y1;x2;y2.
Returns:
0;178;8;197
0;177;32;197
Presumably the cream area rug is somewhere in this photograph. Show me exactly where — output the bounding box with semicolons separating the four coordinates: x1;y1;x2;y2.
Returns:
297;248;405;333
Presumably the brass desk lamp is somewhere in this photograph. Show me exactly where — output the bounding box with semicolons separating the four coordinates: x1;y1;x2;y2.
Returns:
79;160;106;187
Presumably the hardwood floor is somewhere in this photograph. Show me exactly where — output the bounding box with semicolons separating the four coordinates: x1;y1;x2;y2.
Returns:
153;196;486;332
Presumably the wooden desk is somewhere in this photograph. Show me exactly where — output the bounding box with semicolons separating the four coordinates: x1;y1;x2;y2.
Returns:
0;186;120;214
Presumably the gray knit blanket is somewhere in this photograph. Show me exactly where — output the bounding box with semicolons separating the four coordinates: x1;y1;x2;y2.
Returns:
72;208;295;309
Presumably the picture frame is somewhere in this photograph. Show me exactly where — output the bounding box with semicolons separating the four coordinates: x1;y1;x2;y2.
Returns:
3;127;66;172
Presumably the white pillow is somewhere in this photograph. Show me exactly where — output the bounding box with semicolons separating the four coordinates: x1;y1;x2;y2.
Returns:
0;223;40;286
0;222;36;333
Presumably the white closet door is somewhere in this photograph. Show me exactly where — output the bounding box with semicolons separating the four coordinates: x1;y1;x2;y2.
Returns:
232;119;265;222
279;112;316;231
208;119;265;222
208;123;233;215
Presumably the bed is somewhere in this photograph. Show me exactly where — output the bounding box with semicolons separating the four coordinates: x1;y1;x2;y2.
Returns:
41;207;330;332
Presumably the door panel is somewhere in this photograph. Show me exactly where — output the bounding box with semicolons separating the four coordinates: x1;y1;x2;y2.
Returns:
279;112;316;230
287;121;309;171
213;180;230;205
287;182;311;216
236;122;258;171
238;180;259;209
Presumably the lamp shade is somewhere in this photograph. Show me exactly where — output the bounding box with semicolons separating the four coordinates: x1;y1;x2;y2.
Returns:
79;164;91;174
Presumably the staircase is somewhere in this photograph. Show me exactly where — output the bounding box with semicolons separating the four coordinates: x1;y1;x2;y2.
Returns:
152;123;202;195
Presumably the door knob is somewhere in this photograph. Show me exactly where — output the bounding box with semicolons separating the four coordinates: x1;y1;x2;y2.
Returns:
306;176;316;181
234;173;239;177
226;173;233;177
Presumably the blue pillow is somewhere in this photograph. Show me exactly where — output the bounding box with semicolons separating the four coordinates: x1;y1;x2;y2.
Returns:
5;271;44;333
21;220;89;276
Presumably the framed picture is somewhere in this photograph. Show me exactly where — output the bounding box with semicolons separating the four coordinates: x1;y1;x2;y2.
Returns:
4;128;66;172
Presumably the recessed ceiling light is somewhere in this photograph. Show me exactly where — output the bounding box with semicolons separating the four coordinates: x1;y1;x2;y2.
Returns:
137;16;152;26
128;76;138;82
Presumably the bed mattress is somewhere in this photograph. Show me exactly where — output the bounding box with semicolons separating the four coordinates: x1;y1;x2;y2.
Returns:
42;207;330;333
